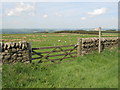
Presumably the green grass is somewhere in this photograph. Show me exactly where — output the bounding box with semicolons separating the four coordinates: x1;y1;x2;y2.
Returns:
2;33;118;48
102;33;118;35
2;33;97;47
2;46;118;88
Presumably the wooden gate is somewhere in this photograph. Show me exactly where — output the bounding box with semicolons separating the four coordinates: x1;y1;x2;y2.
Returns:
31;45;78;63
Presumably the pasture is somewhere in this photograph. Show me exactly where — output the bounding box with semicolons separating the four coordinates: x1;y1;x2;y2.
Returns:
2;32;118;47
1;32;118;88
2;46;118;88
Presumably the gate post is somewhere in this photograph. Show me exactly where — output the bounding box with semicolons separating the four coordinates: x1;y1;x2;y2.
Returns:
28;43;32;63
98;27;102;53
77;38;82;57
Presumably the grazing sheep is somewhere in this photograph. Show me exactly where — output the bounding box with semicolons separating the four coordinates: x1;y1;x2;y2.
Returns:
58;40;61;42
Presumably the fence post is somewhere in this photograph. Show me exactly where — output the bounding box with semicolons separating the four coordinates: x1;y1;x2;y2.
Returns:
28;43;32;63
98;27;102;53
77;38;82;57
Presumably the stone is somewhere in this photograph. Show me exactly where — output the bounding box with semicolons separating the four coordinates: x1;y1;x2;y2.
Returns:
24;43;28;48
0;42;2;49
4;43;8;50
1;52;7;56
23;56;29;60
18;42;22;49
7;43;11;49
16;48;22;53
22;50;27;54
13;53;17;57
8;49;12;53
11;54;17;60
11;48;17;53
16;43;19;48
4;50;8;53
17;57;23;61
4;55;11;60
22;44;25;49
0;48;2;52
0;55;3;60
17;54;22;57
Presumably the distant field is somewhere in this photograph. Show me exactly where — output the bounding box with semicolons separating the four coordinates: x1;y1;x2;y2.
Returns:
2;46;118;88
102;33;118;35
2;33;118;48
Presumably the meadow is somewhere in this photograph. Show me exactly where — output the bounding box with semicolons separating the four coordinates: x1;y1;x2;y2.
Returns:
2;46;118;88
1;32;118;88
2;32;118;47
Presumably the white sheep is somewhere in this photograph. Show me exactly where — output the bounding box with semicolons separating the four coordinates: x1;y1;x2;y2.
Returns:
58;40;61;42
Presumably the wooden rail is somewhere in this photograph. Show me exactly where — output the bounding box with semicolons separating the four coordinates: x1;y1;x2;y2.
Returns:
32;48;77;55
43;55;77;63
32;52;77;60
32;45;75;50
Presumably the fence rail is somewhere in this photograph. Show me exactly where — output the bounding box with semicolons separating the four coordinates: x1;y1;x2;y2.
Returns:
32;48;77;54
32;45;75;50
42;55;77;63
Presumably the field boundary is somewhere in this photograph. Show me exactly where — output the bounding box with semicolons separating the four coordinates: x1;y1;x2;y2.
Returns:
1;37;119;64
30;37;118;63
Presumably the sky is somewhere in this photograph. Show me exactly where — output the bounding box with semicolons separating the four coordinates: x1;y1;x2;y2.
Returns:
1;2;118;29
0;0;119;2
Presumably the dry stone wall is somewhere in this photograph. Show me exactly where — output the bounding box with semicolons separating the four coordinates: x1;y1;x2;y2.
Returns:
81;37;119;54
0;41;30;64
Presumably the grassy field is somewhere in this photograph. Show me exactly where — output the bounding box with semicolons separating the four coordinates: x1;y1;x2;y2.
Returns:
2;33;100;64
2;33;118;88
102;32;118;35
2;33;118;48
2;46;118;88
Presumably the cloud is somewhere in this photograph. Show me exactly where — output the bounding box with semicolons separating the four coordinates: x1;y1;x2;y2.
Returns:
55;13;62;17
80;17;86;20
6;2;35;16
87;8;108;16
28;12;35;16
43;14;48;18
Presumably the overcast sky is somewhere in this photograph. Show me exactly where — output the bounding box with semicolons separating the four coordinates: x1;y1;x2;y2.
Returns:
1;2;118;29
